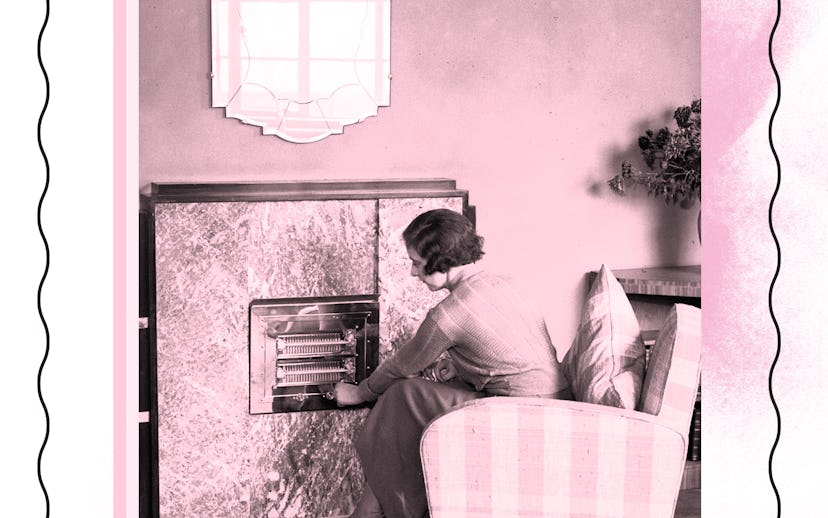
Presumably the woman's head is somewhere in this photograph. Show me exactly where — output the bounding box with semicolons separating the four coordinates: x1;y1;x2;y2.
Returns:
402;209;484;275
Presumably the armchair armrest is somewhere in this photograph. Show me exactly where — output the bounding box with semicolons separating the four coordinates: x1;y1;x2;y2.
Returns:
420;396;687;518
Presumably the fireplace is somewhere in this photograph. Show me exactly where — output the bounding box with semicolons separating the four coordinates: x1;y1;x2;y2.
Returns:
142;180;470;517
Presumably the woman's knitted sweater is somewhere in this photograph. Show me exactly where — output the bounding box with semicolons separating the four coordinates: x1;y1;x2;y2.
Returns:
358;269;569;401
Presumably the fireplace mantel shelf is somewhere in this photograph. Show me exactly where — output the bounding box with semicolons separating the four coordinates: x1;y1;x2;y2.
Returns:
149;179;467;203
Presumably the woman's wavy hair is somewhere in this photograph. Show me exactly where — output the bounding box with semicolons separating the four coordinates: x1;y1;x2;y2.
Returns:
402;209;484;274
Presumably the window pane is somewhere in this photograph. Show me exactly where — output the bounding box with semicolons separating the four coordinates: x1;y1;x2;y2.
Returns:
309;60;356;98
310;1;376;58
241;1;300;58
247;58;300;99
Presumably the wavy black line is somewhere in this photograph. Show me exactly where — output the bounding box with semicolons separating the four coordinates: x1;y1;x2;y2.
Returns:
37;0;51;517
767;0;782;517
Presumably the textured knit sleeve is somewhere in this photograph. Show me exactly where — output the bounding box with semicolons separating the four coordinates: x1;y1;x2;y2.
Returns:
357;311;453;402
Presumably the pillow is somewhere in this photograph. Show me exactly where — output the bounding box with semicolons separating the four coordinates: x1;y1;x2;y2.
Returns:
562;265;645;408
637;303;701;428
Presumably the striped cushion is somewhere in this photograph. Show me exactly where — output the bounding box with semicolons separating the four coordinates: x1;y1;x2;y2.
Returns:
637;304;702;434
420;397;687;518
562;265;645;409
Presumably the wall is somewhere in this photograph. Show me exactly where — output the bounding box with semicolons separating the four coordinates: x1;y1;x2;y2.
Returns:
140;0;701;353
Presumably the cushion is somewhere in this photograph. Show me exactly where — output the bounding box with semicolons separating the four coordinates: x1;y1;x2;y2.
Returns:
637;303;701;432
562;265;645;408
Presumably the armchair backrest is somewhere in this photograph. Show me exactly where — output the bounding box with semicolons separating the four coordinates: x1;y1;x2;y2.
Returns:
637;303;702;435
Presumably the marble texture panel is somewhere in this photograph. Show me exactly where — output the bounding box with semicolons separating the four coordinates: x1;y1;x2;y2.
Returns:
154;200;375;517
377;197;464;360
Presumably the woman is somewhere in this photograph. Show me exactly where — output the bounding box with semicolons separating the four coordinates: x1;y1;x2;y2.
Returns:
334;209;571;518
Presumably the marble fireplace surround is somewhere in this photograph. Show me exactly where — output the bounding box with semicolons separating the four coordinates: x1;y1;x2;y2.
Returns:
145;179;471;517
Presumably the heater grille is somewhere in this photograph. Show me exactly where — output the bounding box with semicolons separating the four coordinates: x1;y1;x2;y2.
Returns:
273;331;355;358
249;295;378;414
276;360;351;385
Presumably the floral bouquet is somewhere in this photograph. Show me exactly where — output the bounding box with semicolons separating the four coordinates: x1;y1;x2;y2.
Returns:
609;98;701;208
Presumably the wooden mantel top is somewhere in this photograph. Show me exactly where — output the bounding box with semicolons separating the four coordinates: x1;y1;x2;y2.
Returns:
147;179;467;203
606;265;701;298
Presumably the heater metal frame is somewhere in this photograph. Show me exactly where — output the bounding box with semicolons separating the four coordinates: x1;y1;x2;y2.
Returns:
249;294;379;414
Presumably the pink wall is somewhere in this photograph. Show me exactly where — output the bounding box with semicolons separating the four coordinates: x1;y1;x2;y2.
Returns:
140;0;701;351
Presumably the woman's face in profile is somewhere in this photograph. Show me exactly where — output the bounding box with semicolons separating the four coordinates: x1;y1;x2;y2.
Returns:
407;246;448;292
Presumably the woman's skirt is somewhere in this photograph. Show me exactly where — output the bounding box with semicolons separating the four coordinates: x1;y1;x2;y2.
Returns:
355;377;486;518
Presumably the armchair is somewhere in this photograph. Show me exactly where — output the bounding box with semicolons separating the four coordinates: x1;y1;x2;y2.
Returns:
420;303;701;517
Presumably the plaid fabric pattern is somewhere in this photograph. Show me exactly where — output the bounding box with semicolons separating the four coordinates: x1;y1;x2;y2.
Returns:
638;304;702;434
420;303;701;518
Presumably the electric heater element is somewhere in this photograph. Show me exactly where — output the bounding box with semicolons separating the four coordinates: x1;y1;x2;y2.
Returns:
249;295;379;414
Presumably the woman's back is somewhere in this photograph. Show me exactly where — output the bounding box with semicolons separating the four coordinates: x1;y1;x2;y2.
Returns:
429;269;568;396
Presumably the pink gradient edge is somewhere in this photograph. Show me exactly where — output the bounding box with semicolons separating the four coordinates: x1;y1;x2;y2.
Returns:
701;0;782;514
114;0;128;516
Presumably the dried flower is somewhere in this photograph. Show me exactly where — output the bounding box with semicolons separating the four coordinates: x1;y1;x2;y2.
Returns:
608;98;701;207
637;136;651;150
674;105;692;128
609;175;626;194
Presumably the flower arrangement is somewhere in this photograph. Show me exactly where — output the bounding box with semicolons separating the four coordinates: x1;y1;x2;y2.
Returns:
609;98;701;208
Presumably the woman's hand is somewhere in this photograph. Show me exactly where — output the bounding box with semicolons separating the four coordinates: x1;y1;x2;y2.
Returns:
422;357;457;383
333;382;364;407
434;358;457;382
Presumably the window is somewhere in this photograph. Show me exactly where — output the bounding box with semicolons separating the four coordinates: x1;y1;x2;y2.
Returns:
212;0;391;142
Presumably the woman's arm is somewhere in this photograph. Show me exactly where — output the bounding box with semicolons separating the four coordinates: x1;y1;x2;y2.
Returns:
334;312;453;405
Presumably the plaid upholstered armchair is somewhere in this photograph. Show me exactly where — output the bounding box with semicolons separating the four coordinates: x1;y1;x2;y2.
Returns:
420;302;701;518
